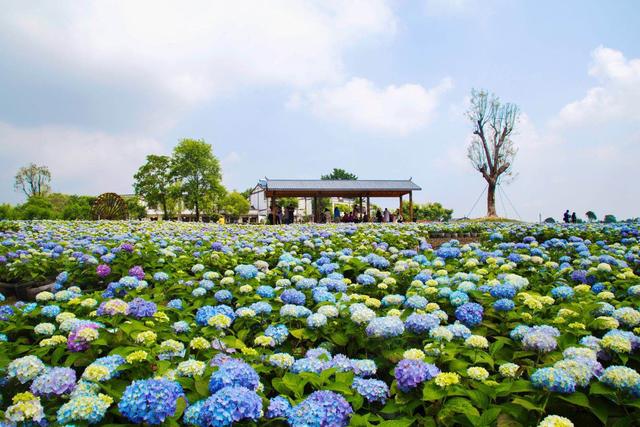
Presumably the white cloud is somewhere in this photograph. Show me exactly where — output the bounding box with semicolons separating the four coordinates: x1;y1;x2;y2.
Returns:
555;46;640;126
292;77;453;135
424;0;481;16
0;122;164;201
0;1;396;107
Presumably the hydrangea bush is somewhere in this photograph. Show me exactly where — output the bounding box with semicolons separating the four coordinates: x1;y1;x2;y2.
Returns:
0;220;639;426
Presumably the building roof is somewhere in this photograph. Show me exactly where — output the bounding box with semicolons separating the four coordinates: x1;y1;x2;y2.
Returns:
262;179;420;197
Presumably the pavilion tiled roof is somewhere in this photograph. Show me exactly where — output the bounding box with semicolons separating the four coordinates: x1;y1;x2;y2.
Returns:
263;179;421;192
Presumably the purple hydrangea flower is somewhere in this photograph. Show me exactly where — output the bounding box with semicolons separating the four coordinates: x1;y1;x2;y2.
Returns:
67;324;99;352
96;264;111;278
31;367;76;397
128;265;145;280
395;359;440;392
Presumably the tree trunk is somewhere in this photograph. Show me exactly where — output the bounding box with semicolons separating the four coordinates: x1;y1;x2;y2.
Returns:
162;199;168;221
487;181;497;217
195;198;200;222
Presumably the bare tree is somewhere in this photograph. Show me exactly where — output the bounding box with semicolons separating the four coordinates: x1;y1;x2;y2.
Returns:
14;163;52;198
467;89;519;217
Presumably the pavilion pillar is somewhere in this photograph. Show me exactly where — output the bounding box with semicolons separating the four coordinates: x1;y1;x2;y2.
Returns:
359;197;363;221
409;191;414;222
272;196;278;225
313;197;318;223
366;197;370;221
399;195;403;219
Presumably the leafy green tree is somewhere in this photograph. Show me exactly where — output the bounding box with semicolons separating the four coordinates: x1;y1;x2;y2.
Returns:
586;211;597;222
402;201;453;221
46;193;71;217
126;196;148;220
133;155;174;220
318;169;358;215
15;196;55;219
14;163;52;198
277;197;299;208
171;139;225;221
221;191;250;221
321;168;358;180
62;196;94;220
240;187;254;200
0;204;15;220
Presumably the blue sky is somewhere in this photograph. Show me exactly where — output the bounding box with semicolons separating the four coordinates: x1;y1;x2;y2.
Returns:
1;0;638;220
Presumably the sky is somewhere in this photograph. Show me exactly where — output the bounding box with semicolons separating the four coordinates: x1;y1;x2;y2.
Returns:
0;0;639;221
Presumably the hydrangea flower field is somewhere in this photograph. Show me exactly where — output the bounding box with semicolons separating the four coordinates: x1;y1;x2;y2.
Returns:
1;221;639;426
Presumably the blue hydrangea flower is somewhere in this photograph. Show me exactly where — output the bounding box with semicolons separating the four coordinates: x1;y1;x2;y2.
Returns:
265;324;289;345
404;295;428;309
366;316;405;338
494;298;515;311
235;264;259;279
249;301;272;315
267;395;291;419
551;286;574;300
126;297;157;318
447;322;472;339
153;272;169;282
167;299;183;310
312;287;335;303
118;379;185;425
449;291;469;307
199;386;262;426
490;284;516;299
436;246;461;259
405;313;440;334
280;289;306;305
531;368;576;393
352;377;389;404
291;357;329;374
365;253;390;268
454;302;484;327
287;391;352;427
0;305;14;321
184;399;207;426
41;305;61;318
209;360;260;393
256;286;275;298
356;274;376;286
214;290;233;303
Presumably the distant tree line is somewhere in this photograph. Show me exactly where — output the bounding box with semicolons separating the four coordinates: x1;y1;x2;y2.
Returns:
1;194;95;220
1;139;249;222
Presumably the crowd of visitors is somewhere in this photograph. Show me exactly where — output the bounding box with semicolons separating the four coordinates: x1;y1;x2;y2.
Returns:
269;203;406;224
319;206;404;223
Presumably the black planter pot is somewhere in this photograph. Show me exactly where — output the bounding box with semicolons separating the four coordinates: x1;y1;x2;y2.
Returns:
0;280;55;301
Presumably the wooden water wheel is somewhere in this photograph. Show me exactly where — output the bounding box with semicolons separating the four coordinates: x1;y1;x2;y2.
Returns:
92;193;128;220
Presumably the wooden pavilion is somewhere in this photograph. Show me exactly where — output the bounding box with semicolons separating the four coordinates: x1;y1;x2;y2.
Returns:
262;179;421;223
